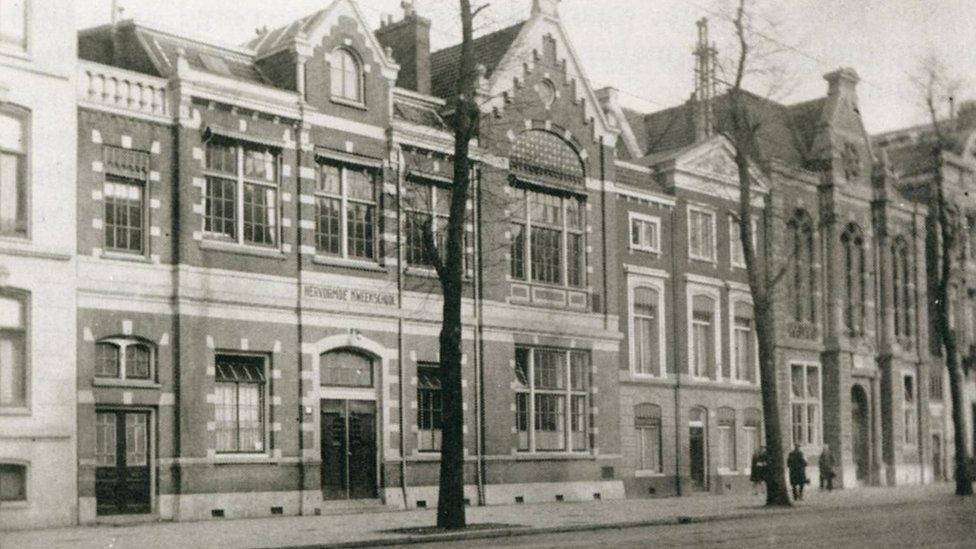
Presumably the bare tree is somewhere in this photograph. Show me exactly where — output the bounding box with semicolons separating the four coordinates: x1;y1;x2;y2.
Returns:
420;0;489;530
720;0;792;506
915;54;973;496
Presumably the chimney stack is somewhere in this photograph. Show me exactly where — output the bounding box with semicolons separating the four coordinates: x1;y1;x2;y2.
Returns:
375;0;432;95
824;67;860;98
532;0;560;17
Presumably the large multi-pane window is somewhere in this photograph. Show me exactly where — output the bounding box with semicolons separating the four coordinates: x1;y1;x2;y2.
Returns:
688;207;715;261
315;162;377;260
0;0;27;51
790;363;821;446
0;292;26;408
417;362;442;452
904;375;917;445
510;186;584;287
892;237;913;340
0;108;27;236
515;347;589;452
403;179;471;269
104;178;145;253
632;286;661;376
841;224;867;336
95;339;152;380
634;403;662;473
214;355;266;453
690;294;717;379
732;301;756;382
330;48;363;103
717;407;736;471
789;210;816;323
203;141;279;247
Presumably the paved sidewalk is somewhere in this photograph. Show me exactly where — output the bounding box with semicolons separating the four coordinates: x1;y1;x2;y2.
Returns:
0;484;954;549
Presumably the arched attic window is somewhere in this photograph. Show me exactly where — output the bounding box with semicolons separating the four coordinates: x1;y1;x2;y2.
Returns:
510;130;585;187
330;48;363;103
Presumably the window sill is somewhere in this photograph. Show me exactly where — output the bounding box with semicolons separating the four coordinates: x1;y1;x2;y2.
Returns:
200;239;286;260
0;500;29;509
212;453;275;464
0;408;30;416
688;256;718;265
330;97;367;110
513;451;595;460
405;266;439;279
93;378;161;390
634;470;665;478
101;250;152;263
630;247;661;255
312;255;386;272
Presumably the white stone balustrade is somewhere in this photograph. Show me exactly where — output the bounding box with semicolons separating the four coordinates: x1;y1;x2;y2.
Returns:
79;61;171;118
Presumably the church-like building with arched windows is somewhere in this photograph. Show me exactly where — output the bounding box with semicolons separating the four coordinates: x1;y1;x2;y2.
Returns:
62;0;955;525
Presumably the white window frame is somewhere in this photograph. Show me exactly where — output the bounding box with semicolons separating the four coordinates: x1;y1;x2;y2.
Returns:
627;272;667;378
629;212;661;254
202;141;281;249
0;0;29;57
789;361;822;448
213;353;270;457
716;409;736;473
315;161;379;261
514;347;590;454
686;279;722;381
329;47;364;106
509;185;586;289
729;215;757;269
94;337;156;382
687;205;717;262
728;293;759;384
634;403;663;475
0;289;28;412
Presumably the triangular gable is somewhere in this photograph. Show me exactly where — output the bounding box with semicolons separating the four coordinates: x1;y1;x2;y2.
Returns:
254;0;398;81
671;136;769;196
481;12;618;145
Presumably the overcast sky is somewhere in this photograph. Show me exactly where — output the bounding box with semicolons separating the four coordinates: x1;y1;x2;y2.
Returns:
76;0;976;134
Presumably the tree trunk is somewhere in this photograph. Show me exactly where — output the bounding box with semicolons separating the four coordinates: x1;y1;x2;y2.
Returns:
946;340;973;495
435;0;479;529
755;296;792;506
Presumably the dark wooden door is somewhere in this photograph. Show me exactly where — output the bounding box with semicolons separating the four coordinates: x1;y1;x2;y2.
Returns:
95;411;151;515
689;424;706;490
851;386;870;482
932;433;943;481
320;399;376;500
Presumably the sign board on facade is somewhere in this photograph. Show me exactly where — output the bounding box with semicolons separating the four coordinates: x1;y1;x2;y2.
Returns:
303;283;397;307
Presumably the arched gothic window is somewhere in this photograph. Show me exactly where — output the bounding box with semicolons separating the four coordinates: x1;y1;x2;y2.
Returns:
510;130;585;186
841;224;867;336
95;338;154;380
788;210;816;324
330;48;362;103
892;237;912;340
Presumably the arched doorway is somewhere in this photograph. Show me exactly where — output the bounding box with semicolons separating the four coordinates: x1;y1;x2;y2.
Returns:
851;385;870;483
320;349;378;500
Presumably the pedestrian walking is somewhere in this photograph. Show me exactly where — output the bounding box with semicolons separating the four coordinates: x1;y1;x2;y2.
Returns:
787;444;808;500
819;444;836;491
750;446;768;495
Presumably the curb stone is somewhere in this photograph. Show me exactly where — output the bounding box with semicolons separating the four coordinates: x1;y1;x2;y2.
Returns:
270;494;947;549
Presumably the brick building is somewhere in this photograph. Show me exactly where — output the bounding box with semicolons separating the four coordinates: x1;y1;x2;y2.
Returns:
875;115;976;483
68;0;942;526
74;0;622;523
0;0;78;530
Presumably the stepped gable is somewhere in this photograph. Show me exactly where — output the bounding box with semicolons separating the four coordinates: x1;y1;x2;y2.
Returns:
429;21;526;100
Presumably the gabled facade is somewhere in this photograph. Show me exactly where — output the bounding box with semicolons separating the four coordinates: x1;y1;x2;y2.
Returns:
0;0;78;530
74;0;624;523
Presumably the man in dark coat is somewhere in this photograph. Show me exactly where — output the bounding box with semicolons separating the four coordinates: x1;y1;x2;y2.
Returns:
819;444;836;491
750;446;768;495
787;444;808;500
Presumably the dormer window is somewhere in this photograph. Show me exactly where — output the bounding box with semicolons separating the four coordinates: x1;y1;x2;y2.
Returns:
330;48;363;104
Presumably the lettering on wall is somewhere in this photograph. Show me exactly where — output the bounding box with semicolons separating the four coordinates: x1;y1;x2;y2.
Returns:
303;283;396;307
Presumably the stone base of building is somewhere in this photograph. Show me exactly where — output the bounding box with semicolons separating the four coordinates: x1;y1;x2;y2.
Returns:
0;436;76;531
